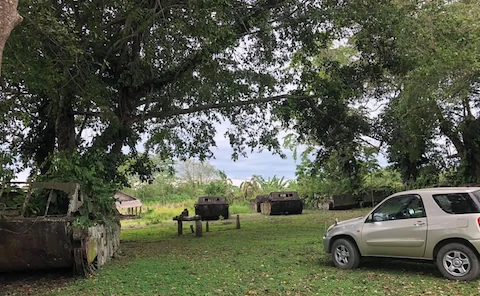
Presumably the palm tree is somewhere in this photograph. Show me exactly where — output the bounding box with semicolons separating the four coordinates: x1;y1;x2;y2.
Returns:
253;175;290;193
217;170;235;201
240;177;260;202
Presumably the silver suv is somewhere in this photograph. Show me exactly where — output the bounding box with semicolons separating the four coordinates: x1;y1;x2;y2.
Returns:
323;187;480;281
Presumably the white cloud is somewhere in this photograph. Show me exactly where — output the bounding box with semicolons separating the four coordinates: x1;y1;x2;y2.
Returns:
209;119;301;182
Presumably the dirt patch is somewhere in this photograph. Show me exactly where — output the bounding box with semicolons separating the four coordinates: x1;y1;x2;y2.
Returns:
0;269;74;296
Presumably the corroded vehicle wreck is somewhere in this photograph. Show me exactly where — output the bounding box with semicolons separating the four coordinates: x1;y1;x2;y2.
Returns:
194;196;229;220
253;195;268;213
0;182;120;276
261;191;303;215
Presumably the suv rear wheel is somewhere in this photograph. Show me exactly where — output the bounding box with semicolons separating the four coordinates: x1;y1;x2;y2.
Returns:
436;243;480;281
331;238;360;269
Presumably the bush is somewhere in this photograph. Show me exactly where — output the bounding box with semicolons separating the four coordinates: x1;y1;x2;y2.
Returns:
229;201;254;214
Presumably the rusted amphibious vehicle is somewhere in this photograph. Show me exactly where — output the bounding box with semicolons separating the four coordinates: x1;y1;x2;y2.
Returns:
252;195;268;213
260;191;303;215
194;196;229;220
0;182;120;276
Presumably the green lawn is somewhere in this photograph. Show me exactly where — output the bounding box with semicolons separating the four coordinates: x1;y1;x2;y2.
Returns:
3;209;480;296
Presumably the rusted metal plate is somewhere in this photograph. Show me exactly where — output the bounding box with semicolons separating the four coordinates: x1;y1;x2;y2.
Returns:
269;191;300;201
0;218;72;270
195;196;229;220
86;223;120;268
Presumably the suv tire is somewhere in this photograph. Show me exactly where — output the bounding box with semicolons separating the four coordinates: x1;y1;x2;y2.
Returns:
436;243;480;281
331;238;360;269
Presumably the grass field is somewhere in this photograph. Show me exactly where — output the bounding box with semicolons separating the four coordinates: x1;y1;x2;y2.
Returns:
2;209;480;296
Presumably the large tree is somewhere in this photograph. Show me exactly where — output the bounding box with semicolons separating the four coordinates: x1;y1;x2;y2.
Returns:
0;0;22;75
313;0;480;184
1;0;331;184
273;43;373;191
273;0;480;187
369;1;480;183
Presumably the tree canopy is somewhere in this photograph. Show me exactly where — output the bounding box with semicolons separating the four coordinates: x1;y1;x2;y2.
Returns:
278;0;480;188
358;0;480;184
2;0;480;197
1;0;333;186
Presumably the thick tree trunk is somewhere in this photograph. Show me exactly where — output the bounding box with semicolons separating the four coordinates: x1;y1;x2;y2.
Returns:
0;0;23;76
433;102;466;158
37;101;56;174
460;117;480;183
56;95;76;152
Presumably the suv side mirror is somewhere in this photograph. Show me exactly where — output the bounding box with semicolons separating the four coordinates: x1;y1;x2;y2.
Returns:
366;214;373;223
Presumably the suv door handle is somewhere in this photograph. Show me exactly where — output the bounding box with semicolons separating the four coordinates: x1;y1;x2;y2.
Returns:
414;221;425;227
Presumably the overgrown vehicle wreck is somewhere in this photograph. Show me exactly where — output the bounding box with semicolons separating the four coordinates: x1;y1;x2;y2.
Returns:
0;182;120;276
261;192;303;215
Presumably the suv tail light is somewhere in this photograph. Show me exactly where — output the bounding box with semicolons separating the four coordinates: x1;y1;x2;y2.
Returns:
477;217;480;227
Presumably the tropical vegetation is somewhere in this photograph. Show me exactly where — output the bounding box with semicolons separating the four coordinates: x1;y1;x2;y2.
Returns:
0;0;479;218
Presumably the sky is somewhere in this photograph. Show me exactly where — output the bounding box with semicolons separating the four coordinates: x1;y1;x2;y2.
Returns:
209;140;300;186
205;121;304;186
208;131;388;186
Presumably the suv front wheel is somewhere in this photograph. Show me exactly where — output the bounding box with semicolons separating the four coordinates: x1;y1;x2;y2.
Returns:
436;243;480;281
331;238;360;269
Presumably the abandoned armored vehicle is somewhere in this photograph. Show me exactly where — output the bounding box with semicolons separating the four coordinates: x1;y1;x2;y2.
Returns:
194;196;229;220
0;182;120;276
261;191;303;215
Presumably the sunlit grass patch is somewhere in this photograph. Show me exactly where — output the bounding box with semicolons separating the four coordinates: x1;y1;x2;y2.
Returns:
229;201;255;214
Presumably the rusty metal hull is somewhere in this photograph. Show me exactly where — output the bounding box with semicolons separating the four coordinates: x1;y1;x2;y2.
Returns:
261;200;303;215
0;182;120;276
194;204;229;220
0;217;120;275
260;191;303;215
194;196;229;220
0;217;72;270
253;195;268;213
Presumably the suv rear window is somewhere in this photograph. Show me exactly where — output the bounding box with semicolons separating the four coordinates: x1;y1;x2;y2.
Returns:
433;193;479;214
472;190;480;203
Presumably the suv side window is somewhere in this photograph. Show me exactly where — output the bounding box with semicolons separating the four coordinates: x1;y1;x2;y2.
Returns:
433;193;479;214
371;195;425;222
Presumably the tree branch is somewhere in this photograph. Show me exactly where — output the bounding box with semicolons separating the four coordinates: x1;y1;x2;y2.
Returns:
73;94;315;120
138;0;289;92
306;98;341;124
137;94;316;122
358;137;383;152
432;102;465;157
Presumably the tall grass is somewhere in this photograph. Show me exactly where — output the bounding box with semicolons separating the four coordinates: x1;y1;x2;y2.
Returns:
229;201;255;214
122;200;254;228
